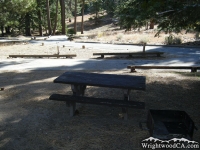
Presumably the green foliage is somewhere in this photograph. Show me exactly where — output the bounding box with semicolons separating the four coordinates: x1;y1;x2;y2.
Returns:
0;0;70;36
156;0;200;36
11;0;36;14
67;28;76;35
2;0;198;38
0;0;37;35
88;17;93;21
115;0;148;30
102;0;117;15
115;0;200;35
87;0;104;20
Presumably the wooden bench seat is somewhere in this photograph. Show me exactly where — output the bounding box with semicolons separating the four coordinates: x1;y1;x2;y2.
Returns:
49;94;145;109
127;65;200;72
9;54;76;58
93;51;164;58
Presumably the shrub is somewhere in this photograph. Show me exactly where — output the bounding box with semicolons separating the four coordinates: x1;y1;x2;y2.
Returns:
88;17;93;21
165;34;182;45
138;37;149;44
67;28;75;35
173;37;182;44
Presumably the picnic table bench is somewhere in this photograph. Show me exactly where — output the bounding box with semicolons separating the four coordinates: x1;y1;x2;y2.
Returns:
49;72;146;120
93;51;164;58
9;54;76;58
127;65;200;72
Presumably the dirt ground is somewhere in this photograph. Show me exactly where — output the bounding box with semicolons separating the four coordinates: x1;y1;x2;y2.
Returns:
0;14;200;150
67;14;199;46
0;43;200;149
0;68;200;150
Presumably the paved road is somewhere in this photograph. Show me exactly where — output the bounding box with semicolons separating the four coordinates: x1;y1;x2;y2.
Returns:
0;36;200;71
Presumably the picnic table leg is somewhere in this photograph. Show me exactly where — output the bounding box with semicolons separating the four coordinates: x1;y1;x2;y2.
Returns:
130;67;136;73
122;89;130;120
143;43;146;53
191;67;197;72
101;55;104;58
69;84;86;116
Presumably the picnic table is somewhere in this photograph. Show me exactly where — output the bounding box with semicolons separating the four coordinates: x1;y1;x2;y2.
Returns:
49;72;146;120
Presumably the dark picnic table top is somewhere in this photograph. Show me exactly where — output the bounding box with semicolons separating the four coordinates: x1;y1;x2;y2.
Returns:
54;72;146;90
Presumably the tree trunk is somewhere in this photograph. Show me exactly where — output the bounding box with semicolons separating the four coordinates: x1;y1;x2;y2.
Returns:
150;19;154;29
1;26;4;37
74;0;77;34
60;0;66;34
53;0;59;35
81;0;85;34
146;21;148;30
25;13;31;36
69;0;72;22
46;0;52;35
37;0;43;36
95;2;98;25
5;26;11;34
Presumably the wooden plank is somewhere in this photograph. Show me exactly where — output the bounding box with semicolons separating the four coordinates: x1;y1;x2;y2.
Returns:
49;94;145;109
127;65;200;72
93;51;164;55
93;51;164;58
54;72;146;90
9;54;76;58
127;65;200;69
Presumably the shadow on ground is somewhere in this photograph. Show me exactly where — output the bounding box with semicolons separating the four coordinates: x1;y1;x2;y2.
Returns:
0;70;200;149
0;45;200;72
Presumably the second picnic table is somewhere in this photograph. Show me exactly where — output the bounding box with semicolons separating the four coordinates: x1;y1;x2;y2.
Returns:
49;72;146;120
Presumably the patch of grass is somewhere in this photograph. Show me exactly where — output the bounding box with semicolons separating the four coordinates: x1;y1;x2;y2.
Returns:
116;33;123;41
97;32;104;38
